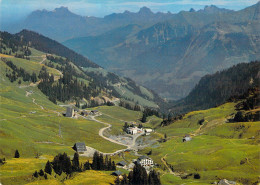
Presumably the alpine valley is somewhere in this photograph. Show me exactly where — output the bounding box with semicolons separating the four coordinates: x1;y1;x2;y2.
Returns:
0;2;259;185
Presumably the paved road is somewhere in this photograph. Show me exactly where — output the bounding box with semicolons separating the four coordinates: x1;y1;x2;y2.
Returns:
80;113;143;156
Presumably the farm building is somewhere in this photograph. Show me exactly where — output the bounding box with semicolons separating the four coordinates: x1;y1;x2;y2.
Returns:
117;161;127;167
136;156;154;167
73;142;87;152
66;107;74;117
183;134;191;142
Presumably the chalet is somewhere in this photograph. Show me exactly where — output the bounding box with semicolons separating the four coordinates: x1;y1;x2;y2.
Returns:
111;170;122;176
117;161;127;167
183;134;191;142
73;142;87;152
136;156;154;167
66;107;74;117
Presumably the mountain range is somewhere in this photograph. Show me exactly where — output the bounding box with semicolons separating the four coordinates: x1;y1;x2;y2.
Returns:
3;2;260;100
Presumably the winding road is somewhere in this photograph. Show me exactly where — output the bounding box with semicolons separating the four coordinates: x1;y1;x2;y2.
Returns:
80;113;144;156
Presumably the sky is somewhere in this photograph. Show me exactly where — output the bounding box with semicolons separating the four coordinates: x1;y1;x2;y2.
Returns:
0;0;259;23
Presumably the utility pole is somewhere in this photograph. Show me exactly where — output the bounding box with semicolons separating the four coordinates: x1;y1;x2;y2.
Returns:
59;124;62;138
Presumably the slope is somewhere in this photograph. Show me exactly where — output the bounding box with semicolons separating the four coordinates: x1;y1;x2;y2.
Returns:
1;30;164;108
170;61;260;114
140;98;260;185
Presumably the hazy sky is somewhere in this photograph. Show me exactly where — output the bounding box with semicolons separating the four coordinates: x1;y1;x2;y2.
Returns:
1;0;259;23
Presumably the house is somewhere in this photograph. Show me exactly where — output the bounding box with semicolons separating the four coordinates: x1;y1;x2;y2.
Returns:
73;142;87;152
136;156;154;167
90;110;99;115
126;127;143;135
145;128;153;133
183;134;191;142
144;128;153;135
111;170;122;176
81;111;88;116
66;107;74;117
117;161;127;167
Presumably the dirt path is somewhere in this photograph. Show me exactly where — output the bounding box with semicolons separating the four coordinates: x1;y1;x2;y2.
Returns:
39;55;46;64
161;154;182;177
32;98;44;110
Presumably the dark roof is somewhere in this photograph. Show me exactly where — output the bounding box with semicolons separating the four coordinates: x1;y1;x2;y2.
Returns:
117;161;127;166
74;142;86;152
66;107;74;117
111;170;122;176
138;156;149;160
91;110;98;112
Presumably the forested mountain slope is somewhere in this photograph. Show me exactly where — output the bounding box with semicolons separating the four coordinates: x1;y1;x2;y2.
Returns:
170;61;260;114
0;30;164;108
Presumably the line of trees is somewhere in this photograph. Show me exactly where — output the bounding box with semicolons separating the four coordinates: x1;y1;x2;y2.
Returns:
84;151;116;171
141;108;160;123
4;60;37;83
33;151;117;181
119;100;141;111
37;66;101;104
115;163;161;185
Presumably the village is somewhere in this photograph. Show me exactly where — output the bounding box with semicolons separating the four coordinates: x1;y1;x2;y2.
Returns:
63;106;157;177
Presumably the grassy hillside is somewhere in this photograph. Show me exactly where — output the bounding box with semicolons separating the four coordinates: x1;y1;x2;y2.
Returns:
1;30;163;109
140;102;260;184
0;56;126;157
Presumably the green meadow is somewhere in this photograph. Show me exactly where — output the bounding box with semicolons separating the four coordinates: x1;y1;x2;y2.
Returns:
140;103;260;184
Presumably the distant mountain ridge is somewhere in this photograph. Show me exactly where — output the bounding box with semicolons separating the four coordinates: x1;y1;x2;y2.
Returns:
4;2;260;100
64;2;260;99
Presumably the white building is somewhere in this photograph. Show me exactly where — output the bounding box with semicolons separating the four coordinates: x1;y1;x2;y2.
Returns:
145;128;153;133
127;127;143;135
137;156;154;166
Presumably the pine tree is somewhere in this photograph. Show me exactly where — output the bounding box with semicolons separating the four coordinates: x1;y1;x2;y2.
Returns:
112;161;116;171
44;160;52;175
72;152;80;171
108;158;112;171
14;150;20;158
98;153;104;170
92;151;99;170
104;155;109;170
39;169;44;176
141;113;147;123
84;160;91;170
33;171;39;178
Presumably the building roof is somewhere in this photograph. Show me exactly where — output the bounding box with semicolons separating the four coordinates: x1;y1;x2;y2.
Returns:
117;161;127;166
138;156;149;160
74;142;86;152
66;107;74;117
111;170;122;176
